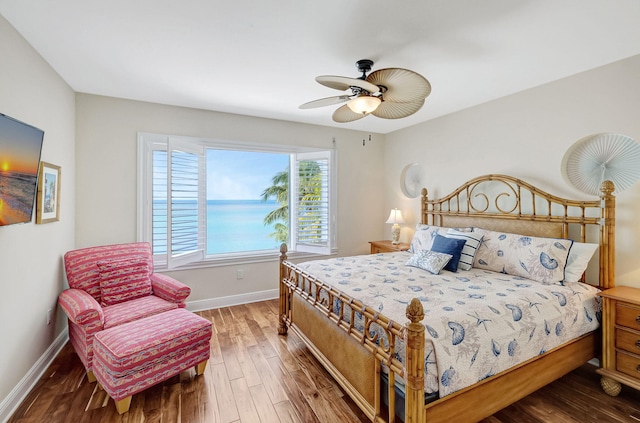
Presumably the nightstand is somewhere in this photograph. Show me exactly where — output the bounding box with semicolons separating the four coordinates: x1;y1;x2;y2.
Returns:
597;286;640;396
369;240;410;254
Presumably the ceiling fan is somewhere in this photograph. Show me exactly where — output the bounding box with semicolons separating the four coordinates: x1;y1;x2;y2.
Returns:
299;59;431;123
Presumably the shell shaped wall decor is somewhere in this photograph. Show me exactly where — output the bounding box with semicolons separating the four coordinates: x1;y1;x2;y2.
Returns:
401;163;425;198
561;133;640;195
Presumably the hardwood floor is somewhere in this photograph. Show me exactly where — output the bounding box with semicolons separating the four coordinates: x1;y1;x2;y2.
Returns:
8;299;640;423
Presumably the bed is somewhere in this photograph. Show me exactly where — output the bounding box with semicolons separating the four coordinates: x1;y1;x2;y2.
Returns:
278;174;615;423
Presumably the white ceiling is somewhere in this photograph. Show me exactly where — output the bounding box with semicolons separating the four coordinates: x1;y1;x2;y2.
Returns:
2;1;639;134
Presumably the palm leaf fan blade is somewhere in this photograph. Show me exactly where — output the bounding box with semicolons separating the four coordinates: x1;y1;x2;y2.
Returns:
372;99;425;119
366;68;431;103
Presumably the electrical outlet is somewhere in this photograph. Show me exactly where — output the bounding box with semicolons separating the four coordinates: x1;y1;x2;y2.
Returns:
46;308;53;326
236;269;245;279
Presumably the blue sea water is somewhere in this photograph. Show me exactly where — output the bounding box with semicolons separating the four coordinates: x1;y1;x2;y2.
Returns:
152;199;282;254
0;170;38;225
206;199;281;254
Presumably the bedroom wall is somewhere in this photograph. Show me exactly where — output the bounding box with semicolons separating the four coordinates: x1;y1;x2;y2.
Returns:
0;15;75;417
75;94;386;304
384;54;640;288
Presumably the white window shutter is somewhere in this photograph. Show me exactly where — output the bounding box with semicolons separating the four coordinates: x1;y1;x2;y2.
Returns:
166;137;205;268
291;150;333;255
151;150;168;258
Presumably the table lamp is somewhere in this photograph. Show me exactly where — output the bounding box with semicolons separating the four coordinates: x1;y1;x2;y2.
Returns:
385;208;405;244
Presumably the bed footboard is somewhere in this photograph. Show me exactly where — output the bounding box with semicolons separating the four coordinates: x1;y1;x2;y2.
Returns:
278;245;425;423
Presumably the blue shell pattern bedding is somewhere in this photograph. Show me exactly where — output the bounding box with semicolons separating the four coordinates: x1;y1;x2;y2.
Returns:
295;252;601;397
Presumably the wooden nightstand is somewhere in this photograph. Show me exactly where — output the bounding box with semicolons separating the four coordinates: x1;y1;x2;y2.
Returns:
369;240;410;254
597;286;640;396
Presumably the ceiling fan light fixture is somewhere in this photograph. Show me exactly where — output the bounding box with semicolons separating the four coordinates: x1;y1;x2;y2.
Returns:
347;95;381;115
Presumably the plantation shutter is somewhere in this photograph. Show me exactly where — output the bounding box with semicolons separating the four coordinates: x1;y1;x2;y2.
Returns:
291;150;333;255
151;149;168;257
166;137;205;268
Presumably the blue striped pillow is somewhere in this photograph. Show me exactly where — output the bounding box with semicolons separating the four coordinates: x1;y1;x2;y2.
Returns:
446;229;484;271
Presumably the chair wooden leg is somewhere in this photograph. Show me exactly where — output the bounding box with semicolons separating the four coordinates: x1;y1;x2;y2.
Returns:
87;371;96;383
115;396;132;414
195;360;208;375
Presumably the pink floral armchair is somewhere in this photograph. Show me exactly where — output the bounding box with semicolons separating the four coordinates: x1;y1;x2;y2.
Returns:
57;242;191;382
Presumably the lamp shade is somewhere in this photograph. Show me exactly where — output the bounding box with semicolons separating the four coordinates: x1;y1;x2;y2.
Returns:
385;208;405;224
347;95;381;115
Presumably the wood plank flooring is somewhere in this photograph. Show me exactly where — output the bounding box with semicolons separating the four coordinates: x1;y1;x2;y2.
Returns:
8;299;640;422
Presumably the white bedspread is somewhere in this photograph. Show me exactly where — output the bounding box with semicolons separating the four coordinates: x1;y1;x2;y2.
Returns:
295;252;601;397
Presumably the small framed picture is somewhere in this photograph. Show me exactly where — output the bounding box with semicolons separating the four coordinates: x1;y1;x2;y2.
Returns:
36;162;61;224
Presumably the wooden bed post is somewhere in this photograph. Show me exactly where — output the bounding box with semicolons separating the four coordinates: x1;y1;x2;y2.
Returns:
405;298;425;423
421;188;430;226
599;180;615;290
278;243;289;335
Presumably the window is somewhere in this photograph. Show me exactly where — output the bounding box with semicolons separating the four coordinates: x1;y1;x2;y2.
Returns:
137;133;336;269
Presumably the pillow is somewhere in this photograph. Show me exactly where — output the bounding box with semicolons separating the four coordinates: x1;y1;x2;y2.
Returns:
431;234;466;272
472;228;573;283
410;224;472;253
405;250;453;275
446;229;484;271
563;242;599;283
97;256;152;306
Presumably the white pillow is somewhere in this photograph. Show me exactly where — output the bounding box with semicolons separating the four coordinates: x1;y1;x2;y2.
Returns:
563;242;599;283
446;229;484;271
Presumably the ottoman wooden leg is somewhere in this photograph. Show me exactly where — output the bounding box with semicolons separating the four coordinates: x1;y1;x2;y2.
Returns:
115;396;132;414
87;371;96;383
195;360;208;375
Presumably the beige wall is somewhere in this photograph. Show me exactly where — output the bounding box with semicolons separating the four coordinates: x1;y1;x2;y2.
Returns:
0;15;75;413
75;94;386;303
385;54;640;287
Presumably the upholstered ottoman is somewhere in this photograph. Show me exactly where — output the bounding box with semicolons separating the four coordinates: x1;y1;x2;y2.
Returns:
92;308;212;414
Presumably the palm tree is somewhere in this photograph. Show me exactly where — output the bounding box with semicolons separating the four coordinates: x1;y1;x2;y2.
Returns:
261;161;323;244
261;168;289;243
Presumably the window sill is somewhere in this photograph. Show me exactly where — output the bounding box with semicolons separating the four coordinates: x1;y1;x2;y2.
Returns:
154;248;338;272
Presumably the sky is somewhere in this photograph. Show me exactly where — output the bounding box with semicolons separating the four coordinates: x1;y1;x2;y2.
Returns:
0;114;44;175
206;149;289;200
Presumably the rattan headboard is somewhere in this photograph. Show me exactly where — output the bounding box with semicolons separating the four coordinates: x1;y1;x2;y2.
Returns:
421;174;615;290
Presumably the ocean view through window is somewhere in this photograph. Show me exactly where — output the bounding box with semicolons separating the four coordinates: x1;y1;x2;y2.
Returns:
152;149;289;255
139;133;336;268
207;148;290;254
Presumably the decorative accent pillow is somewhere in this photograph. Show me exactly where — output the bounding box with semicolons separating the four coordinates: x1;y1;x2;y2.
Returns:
431;234;467;272
446;229;484;271
472;228;573;283
563;242;599;283
97;256;152;306
405;250;453;275
410;224;472;253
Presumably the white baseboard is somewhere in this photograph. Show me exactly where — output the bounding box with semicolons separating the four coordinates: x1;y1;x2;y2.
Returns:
0;291;277;422
0;328;69;423
186;289;278;312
